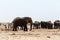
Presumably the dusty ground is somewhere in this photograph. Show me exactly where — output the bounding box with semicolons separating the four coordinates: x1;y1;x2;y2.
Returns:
0;29;60;40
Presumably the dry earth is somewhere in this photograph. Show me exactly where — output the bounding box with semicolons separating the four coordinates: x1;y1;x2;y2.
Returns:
0;29;60;40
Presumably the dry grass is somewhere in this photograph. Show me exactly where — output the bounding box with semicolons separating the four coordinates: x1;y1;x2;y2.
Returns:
0;29;60;40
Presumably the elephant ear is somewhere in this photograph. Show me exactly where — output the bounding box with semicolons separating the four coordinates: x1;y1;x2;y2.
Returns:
12;17;20;23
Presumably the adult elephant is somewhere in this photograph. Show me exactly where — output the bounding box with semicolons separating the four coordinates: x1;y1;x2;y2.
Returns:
54;20;60;29
41;21;53;29
46;21;53;29
33;21;40;29
12;17;32;31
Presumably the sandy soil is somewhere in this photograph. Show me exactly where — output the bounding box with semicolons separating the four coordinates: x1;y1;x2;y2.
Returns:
0;29;60;40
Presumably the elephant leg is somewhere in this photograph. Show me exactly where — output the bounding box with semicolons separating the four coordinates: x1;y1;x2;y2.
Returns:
33;26;34;29
13;28;14;31
30;24;32;31
13;25;17;31
13;27;17;31
25;27;28;31
15;27;17;31
36;26;38;29
13;27;15;31
24;27;28;31
24;25;28;31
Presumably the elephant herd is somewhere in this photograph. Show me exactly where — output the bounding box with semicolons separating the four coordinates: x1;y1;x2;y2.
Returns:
12;17;60;31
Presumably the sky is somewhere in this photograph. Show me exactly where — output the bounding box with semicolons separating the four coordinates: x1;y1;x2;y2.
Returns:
0;0;60;23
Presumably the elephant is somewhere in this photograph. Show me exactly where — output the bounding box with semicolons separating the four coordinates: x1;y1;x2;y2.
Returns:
33;21;40;29
0;23;1;26
12;17;32;31
41;21;47;28
54;20;60;29
46;21;53;29
41;21;53;29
